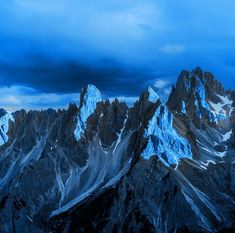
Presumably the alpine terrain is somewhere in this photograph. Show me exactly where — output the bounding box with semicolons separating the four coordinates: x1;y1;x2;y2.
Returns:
0;67;235;233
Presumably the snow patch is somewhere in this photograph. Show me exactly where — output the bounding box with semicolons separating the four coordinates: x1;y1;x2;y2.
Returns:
218;94;233;106
200;160;216;169
195;78;209;110
209;94;233;119
208;94;233;123
113;114;128;155
223;130;232;142
147;86;159;103
0;111;14;146
141;104;192;168
193;78;233;124
181;101;187;114
74;85;101;141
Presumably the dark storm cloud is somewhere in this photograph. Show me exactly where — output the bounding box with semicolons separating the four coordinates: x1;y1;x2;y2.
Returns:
0;53;156;97
0;0;235;109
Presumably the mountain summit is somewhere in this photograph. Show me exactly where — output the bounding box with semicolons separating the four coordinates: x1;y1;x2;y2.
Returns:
0;68;235;233
168;67;232;128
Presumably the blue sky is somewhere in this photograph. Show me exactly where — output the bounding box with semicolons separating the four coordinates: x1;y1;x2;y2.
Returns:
0;0;235;110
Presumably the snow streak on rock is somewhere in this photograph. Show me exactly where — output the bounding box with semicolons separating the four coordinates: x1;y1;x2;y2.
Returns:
74;85;101;141
0;110;14;146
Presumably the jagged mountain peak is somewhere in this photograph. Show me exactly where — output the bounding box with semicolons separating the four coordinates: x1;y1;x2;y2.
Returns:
1;70;235;233
74;84;102;141
79;84;102;109
176;67;225;96
0;109;14;146
168;67;233;128
146;86;159;103
138;86;160;104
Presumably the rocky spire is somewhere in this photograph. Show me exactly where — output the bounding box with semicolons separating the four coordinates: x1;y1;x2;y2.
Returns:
74;84;102;141
0;109;14;146
168;67;232;128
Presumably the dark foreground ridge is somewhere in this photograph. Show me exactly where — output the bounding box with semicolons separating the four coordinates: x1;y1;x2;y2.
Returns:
0;67;235;233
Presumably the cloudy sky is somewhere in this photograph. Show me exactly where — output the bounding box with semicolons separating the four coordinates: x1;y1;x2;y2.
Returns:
0;0;235;110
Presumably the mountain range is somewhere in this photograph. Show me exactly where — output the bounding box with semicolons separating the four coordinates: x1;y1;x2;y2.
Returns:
0;67;235;233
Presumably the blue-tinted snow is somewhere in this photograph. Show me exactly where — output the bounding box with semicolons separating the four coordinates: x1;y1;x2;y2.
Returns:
209;94;233;122
195;78;209;110
0;111;14;146
194;99;202;119
223;130;232;142
181;101;187;114
147;86;159;103
74;85;101;141
141;103;192;168
194;77;228;123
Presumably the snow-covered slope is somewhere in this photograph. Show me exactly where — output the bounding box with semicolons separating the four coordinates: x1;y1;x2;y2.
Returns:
141;90;192;167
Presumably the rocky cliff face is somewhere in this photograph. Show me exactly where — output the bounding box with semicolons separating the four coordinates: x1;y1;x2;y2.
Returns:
168;67;231;128
0;68;235;233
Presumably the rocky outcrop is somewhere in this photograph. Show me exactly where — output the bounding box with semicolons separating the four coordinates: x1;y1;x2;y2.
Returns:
168;67;232;129
0;68;235;233
52;159;235;233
